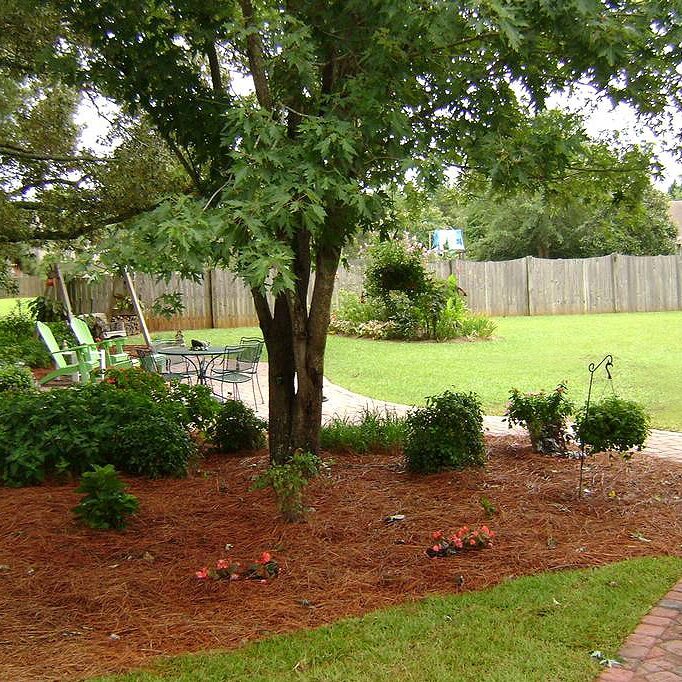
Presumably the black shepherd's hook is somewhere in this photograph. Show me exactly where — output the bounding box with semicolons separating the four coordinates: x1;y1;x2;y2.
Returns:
579;354;614;497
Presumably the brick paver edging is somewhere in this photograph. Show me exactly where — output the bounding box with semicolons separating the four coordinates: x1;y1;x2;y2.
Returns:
598;579;682;681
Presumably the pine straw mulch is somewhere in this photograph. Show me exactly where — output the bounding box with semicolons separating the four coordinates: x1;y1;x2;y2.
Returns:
1;435;682;682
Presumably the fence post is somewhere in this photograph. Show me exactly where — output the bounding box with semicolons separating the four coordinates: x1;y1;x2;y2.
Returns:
611;253;619;313
525;256;532;316
206;269;216;329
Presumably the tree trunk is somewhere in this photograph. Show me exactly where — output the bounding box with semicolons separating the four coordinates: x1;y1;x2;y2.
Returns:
252;236;341;464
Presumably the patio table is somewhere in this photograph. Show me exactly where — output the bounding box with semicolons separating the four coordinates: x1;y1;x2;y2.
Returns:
152;345;241;386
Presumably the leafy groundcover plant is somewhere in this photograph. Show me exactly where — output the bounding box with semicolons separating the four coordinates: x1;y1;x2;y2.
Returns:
0;373;203;486
0;364;35;393
426;526;495;558
195;551;279;583
251;451;323;522
73;464;139;530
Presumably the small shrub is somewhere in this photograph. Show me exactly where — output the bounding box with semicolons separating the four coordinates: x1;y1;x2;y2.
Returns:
73;464;139;530
0;364;35;392
167;382;220;433
320;408;406;453
251;450;322;522
212;400;267;453
505;384;574;455
575;395;650;455
104;365;169;400
404;390;485;473
110;412;195;478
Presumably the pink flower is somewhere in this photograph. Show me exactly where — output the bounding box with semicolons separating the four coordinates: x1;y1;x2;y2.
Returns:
452;537;463;549
216;559;230;570
195;567;209;579
469;539;476;546
481;526;490;535
432;545;442;553
259;552;272;564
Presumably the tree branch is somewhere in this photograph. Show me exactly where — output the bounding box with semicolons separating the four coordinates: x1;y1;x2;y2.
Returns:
162;135;204;191
251;287;273;330
0;142;105;164
239;0;273;110
206;41;223;92
17;177;88;193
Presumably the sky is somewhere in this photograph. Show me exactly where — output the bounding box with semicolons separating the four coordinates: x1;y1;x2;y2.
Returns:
77;82;682;190
548;85;682;189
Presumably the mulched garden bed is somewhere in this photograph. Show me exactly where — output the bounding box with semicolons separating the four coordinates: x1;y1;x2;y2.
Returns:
1;435;681;681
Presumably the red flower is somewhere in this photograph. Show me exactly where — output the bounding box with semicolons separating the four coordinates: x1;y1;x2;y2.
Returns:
195;567;209;579
259;551;272;564
432;531;443;541
469;539;476;546
216;559;230;570
432;544;442;553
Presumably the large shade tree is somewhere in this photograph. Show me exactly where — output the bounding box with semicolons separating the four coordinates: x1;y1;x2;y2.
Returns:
19;0;682;460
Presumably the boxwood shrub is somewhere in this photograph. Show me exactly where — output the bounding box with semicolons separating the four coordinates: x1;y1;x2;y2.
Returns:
404;389;486;473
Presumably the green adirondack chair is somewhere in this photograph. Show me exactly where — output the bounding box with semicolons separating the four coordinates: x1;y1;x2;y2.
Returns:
70;317;135;369
36;321;99;385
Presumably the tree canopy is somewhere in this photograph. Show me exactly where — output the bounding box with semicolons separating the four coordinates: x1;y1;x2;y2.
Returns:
3;0;682;459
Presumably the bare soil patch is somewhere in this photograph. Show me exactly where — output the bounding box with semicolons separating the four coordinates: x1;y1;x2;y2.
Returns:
1;436;681;681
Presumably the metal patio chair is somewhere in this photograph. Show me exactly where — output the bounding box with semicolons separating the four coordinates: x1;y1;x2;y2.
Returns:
209;339;264;407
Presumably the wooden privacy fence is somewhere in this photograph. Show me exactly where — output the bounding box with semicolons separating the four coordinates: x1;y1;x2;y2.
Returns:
5;254;681;329
430;254;682;316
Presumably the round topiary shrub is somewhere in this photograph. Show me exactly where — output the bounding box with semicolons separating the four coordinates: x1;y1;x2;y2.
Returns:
213;400;267;453
404;390;486;473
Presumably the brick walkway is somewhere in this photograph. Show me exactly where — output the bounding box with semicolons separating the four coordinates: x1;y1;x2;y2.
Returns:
598;583;682;681
234;364;682;680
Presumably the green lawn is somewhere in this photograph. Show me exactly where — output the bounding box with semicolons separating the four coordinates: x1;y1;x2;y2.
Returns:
145;311;682;431
323;312;682;431
97;556;682;682
0;297;32;316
